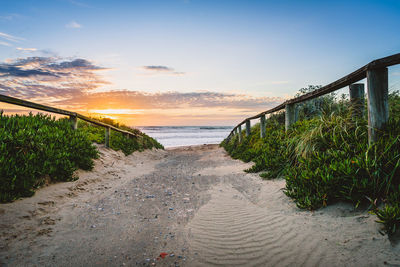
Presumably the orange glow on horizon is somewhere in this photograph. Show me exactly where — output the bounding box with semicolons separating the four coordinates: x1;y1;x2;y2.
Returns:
88;109;145;115
0;103;261;127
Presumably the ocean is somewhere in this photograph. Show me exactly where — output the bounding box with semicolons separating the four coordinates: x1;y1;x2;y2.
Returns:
137;126;233;148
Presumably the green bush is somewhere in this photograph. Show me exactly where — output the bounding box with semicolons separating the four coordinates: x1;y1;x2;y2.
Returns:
221;112;288;179
0;113;163;203
0;113;98;202
78;117;163;155
221;88;400;234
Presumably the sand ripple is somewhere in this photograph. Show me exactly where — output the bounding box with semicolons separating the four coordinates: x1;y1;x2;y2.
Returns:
186;184;334;267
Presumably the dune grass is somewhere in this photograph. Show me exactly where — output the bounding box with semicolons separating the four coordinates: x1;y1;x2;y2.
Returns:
221;88;400;235
0;113;162;202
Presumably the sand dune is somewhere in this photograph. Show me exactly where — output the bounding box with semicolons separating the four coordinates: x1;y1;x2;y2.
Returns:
1;144;399;266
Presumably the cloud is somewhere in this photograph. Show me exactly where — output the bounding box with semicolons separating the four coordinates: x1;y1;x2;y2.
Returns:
142;65;185;76
50;90;283;113
0;31;24;43
48;58;104;70
16;47;37;52
0;41;11;47
0;57;108;103
37;49;58;57
0;65;58;77
66;21;82;28
0;56;283;126
143;65;173;72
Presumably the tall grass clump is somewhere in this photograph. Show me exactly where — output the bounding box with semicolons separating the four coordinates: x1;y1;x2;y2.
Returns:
221;87;400;235
0;113;98;202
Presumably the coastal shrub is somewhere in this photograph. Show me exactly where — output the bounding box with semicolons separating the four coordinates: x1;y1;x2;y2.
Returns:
221;112;287;178
0;113;163;203
221;88;400;234
78;117;163;155
0;113;98;202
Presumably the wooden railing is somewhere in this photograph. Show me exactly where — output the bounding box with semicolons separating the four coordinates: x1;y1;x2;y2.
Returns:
0;94;138;147
226;53;400;144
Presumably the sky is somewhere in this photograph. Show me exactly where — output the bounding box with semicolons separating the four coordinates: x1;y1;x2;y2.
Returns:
0;0;400;126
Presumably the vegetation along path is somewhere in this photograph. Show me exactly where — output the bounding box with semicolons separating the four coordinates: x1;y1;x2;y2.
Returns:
1;144;399;266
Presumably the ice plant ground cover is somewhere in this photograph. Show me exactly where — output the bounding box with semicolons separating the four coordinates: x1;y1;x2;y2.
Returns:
0;113;162;202
221;87;400;235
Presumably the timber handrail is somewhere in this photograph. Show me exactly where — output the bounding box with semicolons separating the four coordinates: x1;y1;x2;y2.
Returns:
0;93;138;146
228;53;400;143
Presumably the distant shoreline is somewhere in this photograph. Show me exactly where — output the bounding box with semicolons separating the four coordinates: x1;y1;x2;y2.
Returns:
138;126;232;148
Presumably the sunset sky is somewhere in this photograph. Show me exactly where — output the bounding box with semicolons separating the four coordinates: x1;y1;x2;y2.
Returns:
1;0;400;126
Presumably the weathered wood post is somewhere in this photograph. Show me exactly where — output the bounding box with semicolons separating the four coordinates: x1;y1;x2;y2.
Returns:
245;120;251;136
105;127;110;148
349;83;365;118
260;114;266;138
285;103;297;131
69;115;78;130
238;124;242;143
367;67;388;144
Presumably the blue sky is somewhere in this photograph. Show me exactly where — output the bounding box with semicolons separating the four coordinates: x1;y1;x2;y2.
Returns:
0;0;400;125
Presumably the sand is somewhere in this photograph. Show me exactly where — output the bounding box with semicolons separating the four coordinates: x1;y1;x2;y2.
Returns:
0;144;399;266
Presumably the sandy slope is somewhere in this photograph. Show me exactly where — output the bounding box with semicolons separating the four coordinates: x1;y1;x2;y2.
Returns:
0;144;399;266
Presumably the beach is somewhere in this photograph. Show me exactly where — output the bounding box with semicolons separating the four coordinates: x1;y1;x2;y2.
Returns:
1;144;399;266
137;126;233;148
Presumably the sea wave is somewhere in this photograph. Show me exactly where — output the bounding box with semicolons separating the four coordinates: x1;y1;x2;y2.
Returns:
137;126;233;147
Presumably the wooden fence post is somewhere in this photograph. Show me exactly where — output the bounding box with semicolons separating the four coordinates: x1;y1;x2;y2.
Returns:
260;115;266;138
285;103;297;131
105;127;110;148
245;120;251;136
238;125;242;142
69;115;78;130
367;67;388;144
349;83;365;118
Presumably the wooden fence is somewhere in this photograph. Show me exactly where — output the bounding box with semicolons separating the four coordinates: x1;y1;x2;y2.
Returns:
226;53;400;144
0;94;138;147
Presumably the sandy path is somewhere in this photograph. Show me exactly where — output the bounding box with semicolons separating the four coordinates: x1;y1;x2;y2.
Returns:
1;144;399;266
